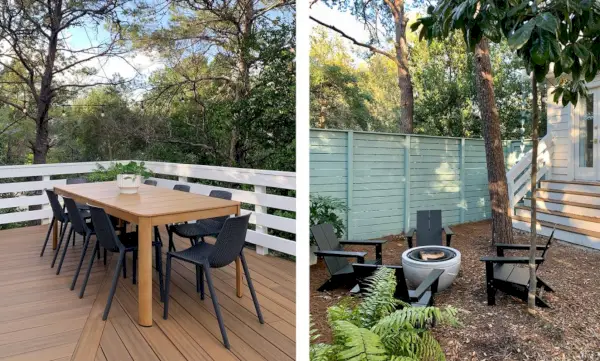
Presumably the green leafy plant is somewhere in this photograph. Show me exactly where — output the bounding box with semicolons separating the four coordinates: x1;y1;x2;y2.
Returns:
310;195;349;241
310;267;459;361
87;161;153;182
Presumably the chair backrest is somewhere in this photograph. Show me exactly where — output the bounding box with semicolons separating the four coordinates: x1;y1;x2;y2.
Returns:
66;178;87;185
416;210;443;247
208;214;251;268
352;263;410;302
173;184;190;192
45;189;67;222
144;179;157;186
310;223;346;276
537;227;555;271
207;190;233;224
88;205;123;252
63;197;90;235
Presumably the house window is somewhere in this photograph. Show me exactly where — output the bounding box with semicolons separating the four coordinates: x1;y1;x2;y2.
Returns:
579;94;594;168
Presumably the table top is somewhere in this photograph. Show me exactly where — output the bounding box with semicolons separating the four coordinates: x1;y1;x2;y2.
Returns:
54;181;240;218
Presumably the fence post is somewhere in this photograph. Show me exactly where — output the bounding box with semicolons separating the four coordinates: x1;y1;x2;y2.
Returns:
254;185;269;255
403;135;411;233
459;138;466;223
346;131;354;240
41;175;51;225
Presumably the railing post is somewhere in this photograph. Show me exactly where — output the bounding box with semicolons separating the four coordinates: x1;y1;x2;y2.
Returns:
41;175;51;225
178;176;188;184
254;185;269;255
346;131;354;240
404;135;411;233
459;138;466;223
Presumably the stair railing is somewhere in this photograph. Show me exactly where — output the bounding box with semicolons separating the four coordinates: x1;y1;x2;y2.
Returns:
506;134;554;216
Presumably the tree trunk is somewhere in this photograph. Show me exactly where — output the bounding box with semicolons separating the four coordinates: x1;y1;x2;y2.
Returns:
394;0;413;133
528;76;539;313
473;38;514;244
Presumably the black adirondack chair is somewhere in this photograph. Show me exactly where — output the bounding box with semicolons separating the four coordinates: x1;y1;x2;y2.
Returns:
480;227;555;307
406;210;453;248
311;223;386;291
351;263;444;306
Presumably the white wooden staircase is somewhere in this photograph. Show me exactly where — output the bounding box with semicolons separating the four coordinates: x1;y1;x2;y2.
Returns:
507;136;600;250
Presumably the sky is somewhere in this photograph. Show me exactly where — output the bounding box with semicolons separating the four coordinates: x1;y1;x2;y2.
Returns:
309;2;371;44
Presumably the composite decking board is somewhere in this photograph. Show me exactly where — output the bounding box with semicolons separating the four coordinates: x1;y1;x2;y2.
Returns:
167;260;296;355
99;321;134;361
0;225;295;361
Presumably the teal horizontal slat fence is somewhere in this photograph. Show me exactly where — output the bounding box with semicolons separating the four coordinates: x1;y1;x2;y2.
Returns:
310;129;530;240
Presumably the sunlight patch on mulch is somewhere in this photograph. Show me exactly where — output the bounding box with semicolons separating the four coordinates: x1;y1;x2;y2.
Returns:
310;220;600;360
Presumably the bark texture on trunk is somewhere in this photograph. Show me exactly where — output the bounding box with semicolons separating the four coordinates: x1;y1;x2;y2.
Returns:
528;76;539;312
473;38;514;244
393;0;413;133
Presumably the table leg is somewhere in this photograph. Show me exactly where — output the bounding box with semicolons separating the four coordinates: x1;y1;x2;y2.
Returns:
52;218;58;250
138;217;153;326
235;206;243;298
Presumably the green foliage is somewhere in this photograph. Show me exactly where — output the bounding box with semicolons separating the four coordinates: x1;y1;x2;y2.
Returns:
413;0;600;107
310;267;459;361
87;161;152;182
310;195;349;240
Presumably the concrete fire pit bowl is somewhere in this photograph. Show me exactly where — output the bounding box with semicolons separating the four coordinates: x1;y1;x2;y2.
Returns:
401;245;461;291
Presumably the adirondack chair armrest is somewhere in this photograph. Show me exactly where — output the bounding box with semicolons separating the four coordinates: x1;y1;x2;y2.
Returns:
406;228;416;248
314;250;368;263
411;269;444;300
480;256;544;264
443;226;453;247
494;244;547;256
340;239;386;262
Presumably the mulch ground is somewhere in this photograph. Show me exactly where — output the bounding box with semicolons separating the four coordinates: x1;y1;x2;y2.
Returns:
310;220;600;360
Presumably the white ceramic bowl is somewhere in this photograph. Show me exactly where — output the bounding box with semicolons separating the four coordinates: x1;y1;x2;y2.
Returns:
116;174;141;194
401;245;461;291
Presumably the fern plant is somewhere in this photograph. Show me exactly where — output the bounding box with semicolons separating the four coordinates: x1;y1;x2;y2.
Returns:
310;267;458;361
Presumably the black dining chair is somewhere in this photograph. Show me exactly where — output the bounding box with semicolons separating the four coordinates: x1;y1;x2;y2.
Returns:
41;189;72;264
56;197;93;276
79;205;165;320
160;184;192;248
66;177;87;185
163;213;262;349
167;190;233;252
144;179;158;186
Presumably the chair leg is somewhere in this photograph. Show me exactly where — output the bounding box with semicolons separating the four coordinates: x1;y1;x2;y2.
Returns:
79;241;99;299
40;216;55;257
168;228;176;252
103;251;125;320
155;244;164;302
56;228;75;275
198;266;204;300
203;263;230;349
132;250;137;285
163;255;172;319
240;251;264;324
104;248;107;265
51;224;71;268
122;253;127;279
71;233;92;290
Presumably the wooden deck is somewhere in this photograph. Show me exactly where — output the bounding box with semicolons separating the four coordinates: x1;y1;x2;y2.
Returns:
0;225;296;361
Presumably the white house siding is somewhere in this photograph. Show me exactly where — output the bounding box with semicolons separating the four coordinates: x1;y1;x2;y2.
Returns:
546;89;573;181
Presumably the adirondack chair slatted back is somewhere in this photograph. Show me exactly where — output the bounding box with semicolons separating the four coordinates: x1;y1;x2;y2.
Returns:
416;210;443;247
353;264;410;302
537;227;555;271
311;224;347;275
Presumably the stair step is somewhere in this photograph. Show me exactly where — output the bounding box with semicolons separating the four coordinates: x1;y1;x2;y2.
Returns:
515;205;600;223
540;180;600;194
536;188;600;206
515;206;600;233
537;187;600;198
511;215;600;250
524;197;600;210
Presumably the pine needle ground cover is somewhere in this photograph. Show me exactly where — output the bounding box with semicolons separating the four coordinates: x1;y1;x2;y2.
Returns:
310;220;600;360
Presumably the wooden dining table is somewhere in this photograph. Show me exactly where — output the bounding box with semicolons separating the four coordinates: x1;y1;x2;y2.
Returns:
53;181;242;327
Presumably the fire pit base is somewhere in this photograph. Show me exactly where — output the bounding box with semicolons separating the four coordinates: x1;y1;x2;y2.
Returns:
401;245;461;291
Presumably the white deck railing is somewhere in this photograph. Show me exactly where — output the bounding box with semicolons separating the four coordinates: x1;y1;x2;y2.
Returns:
506;134;554;215
0;161;296;256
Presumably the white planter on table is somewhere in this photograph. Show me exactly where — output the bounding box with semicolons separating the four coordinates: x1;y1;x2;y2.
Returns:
117;174;142;194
